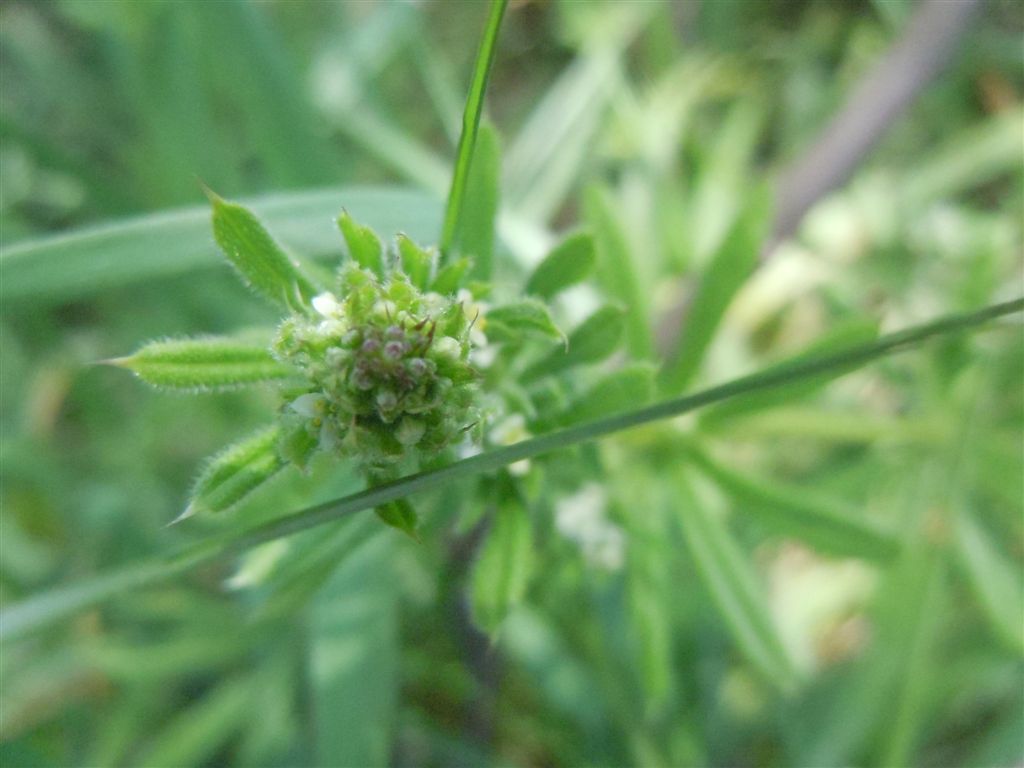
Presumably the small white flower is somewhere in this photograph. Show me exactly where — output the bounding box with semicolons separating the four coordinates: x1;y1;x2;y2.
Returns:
555;483;625;572
312;292;341;317
319;420;341;451
290;393;326;418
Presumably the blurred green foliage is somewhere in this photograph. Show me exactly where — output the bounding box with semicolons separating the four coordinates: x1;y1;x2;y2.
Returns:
1;1;1022;767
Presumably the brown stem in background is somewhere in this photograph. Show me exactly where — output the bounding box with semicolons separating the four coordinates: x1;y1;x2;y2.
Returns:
657;0;985;358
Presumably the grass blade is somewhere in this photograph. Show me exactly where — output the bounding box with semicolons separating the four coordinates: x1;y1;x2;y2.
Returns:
1;298;1019;638
1;186;441;307
439;0;509;258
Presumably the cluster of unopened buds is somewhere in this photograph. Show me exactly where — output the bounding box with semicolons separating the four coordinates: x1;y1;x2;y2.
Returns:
274;263;481;471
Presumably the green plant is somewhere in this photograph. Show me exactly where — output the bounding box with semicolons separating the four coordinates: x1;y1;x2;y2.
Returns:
2;3;1022;767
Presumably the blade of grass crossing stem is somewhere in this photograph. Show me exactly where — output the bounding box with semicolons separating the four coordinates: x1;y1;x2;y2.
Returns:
1;299;1020;638
660;186;772;394
673;472;799;691
310;534;398;767
439;0;509;259
699;317;880;427
585;185;653;358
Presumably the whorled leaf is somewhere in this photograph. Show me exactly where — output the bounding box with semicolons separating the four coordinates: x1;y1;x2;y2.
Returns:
337;209;384;278
524;231;596;300
109;336;292;391
187;425;285;517
209;192;318;312
523;304;624;382
485;299;565;346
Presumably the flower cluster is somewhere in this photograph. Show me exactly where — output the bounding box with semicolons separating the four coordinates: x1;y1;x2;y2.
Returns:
273;263;480;470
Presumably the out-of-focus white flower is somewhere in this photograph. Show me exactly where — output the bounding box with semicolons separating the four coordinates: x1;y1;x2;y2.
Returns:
554;483;626;572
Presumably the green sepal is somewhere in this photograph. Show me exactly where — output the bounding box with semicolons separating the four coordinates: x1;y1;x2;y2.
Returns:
337;209;384;278
209;192;318;312
375;498;419;539
524;231;595;300
396;234;435;290
189;425;284;516
110;336;293;391
485;299;565;346
523;304;624;382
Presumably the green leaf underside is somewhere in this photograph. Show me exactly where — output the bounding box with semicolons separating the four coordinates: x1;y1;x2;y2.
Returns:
338;209;384;277
1;187;442;306
210;194;318;311
485;299;564;345
114;337;292;390
471;493;533;632
524;304;624;382
525;231;596;300
689;448;899;561
2;298;1019;638
191;426;285;515
674;473;798;690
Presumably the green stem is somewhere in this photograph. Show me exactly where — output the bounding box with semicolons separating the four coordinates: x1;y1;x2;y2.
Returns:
438;0;508;258
2;298;1020;639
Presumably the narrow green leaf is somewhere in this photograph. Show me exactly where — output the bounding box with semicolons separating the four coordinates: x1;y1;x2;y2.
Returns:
524;231;596;300
396;234;435;290
470;493;533;633
110;336;291;391
523;304;624;382
485;299;565;345
210;193;318;311
660;186;772;394
456;120;501;280
559;364;655;427
311;534;398;768
673;473;799;691
375;499;419;539
2;299;1019;638
700;318;880;427
137;675;258;768
439;0;509;257
430;256;472;296
337;209;384;277
1;186;442;307
190;425;284;516
689;448;899;561
585;185;652;358
955;509;1024;654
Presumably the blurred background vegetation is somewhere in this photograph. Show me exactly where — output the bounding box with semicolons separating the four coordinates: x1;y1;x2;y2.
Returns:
1;1;1022;766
